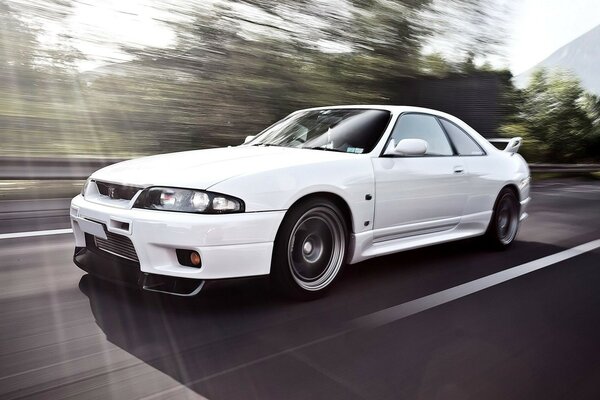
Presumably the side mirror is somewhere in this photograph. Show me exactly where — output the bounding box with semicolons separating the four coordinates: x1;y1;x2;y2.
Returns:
243;135;256;144
384;138;428;156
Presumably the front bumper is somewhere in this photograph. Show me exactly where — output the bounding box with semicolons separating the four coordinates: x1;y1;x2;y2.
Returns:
73;245;207;296
70;195;286;281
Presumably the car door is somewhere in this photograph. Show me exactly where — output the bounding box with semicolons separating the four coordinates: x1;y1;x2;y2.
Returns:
437;117;492;219
371;113;470;241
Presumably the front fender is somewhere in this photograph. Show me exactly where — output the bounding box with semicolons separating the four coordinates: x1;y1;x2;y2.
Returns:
208;158;376;234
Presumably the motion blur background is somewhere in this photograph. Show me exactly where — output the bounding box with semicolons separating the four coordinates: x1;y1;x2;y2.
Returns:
1;0;599;201
1;4;600;398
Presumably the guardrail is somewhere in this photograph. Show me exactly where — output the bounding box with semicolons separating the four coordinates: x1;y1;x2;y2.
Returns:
527;164;600;173
0;198;71;221
0;156;599;180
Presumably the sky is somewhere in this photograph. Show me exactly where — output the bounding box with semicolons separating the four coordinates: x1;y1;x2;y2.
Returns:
507;0;600;74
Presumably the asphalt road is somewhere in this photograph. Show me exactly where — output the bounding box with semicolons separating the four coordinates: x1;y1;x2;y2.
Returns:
1;179;599;400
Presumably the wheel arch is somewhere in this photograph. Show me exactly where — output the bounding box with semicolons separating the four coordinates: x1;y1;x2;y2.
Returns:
284;192;354;235
502;183;520;207
490;184;520;216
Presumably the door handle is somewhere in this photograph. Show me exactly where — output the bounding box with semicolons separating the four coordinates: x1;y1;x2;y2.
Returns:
453;166;465;174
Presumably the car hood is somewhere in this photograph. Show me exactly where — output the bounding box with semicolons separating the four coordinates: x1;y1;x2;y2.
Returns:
91;146;355;189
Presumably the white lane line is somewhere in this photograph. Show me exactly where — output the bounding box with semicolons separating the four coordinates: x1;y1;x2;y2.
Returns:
173;238;600;387
352;238;600;329
0;228;72;240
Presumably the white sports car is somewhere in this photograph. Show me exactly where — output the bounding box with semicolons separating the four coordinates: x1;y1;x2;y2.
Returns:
71;106;530;299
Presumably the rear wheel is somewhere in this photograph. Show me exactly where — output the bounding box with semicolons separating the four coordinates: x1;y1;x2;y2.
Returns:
271;198;347;300
486;188;520;249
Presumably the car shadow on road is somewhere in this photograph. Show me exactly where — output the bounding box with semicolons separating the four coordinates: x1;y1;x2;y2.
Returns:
78;238;567;399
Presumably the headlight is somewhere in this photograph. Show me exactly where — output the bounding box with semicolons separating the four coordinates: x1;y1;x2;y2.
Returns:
133;187;244;214
81;178;91;197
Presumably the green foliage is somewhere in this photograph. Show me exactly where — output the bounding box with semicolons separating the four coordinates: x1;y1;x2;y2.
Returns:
498;123;548;162
0;0;511;157
580;92;600;157
420;53;455;77
501;68;600;163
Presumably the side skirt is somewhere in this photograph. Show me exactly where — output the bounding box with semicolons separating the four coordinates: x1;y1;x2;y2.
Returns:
349;211;492;264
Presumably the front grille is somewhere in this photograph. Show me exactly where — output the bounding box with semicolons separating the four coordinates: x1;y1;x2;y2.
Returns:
95;181;141;201
94;231;139;262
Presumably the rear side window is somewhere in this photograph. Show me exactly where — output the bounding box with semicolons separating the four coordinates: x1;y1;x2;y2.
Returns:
390;114;453;156
439;119;485;156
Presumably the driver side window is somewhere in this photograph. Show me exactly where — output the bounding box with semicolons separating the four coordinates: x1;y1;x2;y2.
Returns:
391;114;453;156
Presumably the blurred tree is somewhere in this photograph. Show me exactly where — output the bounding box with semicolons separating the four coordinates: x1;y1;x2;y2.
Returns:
580;92;600;158
0;1;38;96
110;0;514;150
459;51;478;74
501;68;600;163
420;52;455;77
0;0;97;156
0;0;514;157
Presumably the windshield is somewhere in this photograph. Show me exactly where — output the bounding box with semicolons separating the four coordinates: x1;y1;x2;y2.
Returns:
250;109;391;153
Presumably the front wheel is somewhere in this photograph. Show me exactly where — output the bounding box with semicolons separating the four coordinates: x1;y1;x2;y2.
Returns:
271;198;348;300
486;188;520;249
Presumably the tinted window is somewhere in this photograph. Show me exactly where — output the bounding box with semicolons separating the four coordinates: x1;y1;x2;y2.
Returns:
251;109;391;153
390;114;453;156
440;119;484;156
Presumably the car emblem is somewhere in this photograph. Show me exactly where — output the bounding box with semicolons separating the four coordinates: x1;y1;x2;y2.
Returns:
108;187;116;199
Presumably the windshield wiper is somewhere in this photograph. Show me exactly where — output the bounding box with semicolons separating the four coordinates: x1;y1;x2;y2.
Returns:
251;143;284;147
303;146;345;153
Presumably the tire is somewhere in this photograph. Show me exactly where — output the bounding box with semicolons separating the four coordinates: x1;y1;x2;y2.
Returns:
271;198;348;300
485;188;520;249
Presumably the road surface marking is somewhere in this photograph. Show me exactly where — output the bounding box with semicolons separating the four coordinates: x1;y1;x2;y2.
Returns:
0;228;72;240
174;238;600;386
352;238;600;329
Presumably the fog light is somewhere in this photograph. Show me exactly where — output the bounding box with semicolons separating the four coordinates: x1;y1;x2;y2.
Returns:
176;249;202;268
190;251;201;266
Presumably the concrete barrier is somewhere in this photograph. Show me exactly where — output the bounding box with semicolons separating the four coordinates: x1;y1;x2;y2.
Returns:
0;157;126;180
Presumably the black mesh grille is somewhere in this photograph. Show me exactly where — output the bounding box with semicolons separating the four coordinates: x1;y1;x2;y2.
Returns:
93;231;139;262
95;181;141;200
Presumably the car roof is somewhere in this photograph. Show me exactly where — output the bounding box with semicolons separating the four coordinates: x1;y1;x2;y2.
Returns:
296;105;454;118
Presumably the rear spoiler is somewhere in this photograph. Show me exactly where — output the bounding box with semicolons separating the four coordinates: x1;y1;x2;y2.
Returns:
488;137;522;154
